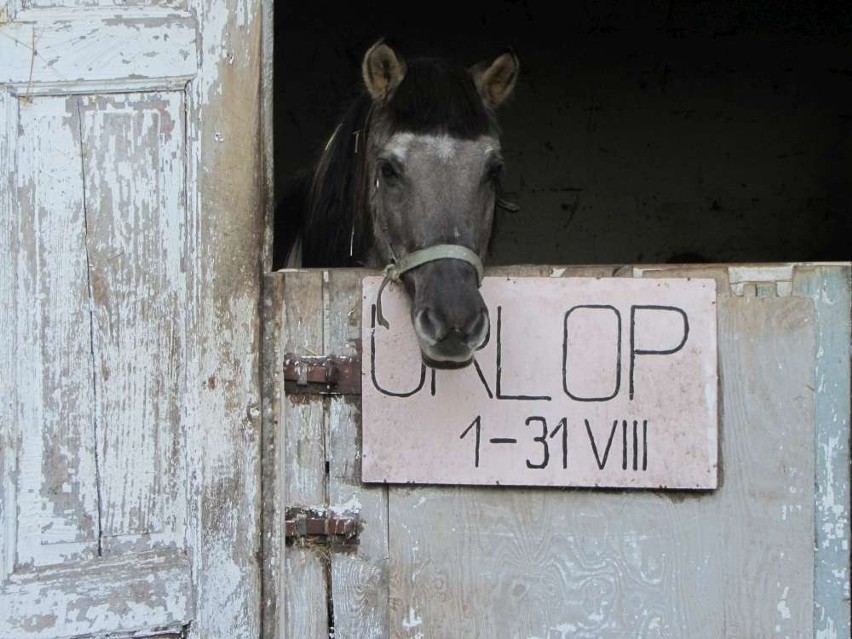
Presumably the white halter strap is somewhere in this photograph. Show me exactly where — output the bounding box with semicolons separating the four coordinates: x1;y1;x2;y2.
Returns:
374;244;484;329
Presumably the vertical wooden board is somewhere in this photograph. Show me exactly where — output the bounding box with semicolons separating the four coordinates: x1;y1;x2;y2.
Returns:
794;264;851;639
714;294;815;636
78;93;187;552
282;271;326;504
281;270;329;638
185;0;263;635
0;89;16;582
325;269;390;639
261;272;285;637
14;96;100;566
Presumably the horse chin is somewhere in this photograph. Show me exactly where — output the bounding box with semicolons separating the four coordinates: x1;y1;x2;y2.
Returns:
421;352;475;370
418;339;477;369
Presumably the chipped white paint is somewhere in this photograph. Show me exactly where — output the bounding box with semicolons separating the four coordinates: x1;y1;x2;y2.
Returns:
1;0;263;637
778;586;792;620
728;263;796;296
330;495;363;516
402;607;423;629
0;7;197;93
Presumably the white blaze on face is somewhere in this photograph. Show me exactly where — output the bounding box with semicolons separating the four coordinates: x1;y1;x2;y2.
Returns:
386;132;415;161
431;135;457;161
384;132;498;166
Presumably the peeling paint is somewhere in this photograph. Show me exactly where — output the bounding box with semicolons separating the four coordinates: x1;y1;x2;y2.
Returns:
402;607;423;630
1;1;262;636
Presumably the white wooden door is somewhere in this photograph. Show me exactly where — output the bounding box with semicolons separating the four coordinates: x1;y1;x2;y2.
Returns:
1;0;264;637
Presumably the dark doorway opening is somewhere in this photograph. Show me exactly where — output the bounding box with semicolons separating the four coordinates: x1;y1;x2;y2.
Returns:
273;1;852;268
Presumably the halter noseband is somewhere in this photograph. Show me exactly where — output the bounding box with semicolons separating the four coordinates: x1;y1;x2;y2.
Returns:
374;244;484;329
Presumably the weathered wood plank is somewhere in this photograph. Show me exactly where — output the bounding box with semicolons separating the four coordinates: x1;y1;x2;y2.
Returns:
281;270;329;639
0;549;192;638
794;264;851;639
0;86;16;583
261;272;286;638
389;487;716;638
78;92;187;554
716;293;815;636
326;269;390;639
13;96;100;567
23;0;183;9
0;8;197;92
3;1;263;636
183;0;263;635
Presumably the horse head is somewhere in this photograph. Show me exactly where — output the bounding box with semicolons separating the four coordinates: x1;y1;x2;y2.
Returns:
361;40;519;369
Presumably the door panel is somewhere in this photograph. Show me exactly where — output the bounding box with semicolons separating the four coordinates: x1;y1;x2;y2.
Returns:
269;264;850;639
0;0;263;635
13;96;100;570
2;87;192;635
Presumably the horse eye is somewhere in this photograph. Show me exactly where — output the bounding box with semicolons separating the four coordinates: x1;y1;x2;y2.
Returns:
486;161;504;184
378;160;399;182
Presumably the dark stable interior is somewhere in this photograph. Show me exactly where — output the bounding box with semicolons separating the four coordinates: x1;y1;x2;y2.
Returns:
273;1;851;267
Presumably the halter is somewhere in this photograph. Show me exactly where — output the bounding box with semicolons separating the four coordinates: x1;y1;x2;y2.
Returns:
374;244;484;329
346;106;489;329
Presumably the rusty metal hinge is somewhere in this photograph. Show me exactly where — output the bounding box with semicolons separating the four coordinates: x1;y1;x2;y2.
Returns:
282;355;361;396
285;507;361;549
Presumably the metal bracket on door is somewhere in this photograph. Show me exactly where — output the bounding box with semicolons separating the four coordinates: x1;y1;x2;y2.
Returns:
284;507;361;549
282;354;361;396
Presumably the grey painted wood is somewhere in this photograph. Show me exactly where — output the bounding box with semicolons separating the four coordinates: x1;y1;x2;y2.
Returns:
279;271;329;639
274;264;849;638
269;269;391;637
261;273;286;637
385;271;816;638
714;293;815;636
795;265;851;639
326;270;391;639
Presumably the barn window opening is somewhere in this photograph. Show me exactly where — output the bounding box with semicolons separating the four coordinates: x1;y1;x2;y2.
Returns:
272;2;851;271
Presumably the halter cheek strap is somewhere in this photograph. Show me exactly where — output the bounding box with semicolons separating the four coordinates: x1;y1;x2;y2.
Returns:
374;244;484;329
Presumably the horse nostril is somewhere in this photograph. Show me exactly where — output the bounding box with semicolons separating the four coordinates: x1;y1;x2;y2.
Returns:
465;309;490;349
414;308;448;345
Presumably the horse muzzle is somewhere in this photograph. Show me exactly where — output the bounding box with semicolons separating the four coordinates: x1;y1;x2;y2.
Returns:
406;258;489;369
375;244;489;369
413;301;490;369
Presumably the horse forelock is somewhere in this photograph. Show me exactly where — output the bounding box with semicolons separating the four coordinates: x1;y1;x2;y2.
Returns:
384;57;498;139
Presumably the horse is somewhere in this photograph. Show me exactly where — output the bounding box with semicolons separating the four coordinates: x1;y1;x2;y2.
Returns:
274;39;519;369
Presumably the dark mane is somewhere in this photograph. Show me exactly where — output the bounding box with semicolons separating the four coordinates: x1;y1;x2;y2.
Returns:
300;95;373;267
275;54;501;269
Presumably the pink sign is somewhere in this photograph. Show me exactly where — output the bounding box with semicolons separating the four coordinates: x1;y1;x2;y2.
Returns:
361;276;718;489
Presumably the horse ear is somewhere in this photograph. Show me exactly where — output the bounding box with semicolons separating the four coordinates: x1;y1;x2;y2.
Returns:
471;49;519;108
362;39;407;101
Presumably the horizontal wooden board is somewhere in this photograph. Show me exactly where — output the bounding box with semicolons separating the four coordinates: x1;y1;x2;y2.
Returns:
1;8;197;92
